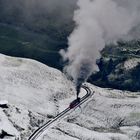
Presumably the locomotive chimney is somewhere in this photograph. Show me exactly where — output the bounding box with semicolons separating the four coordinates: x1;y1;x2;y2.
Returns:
76;84;81;99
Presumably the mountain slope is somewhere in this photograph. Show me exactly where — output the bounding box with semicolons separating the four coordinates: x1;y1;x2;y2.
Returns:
90;40;140;91
0;54;140;140
39;84;140;140
0;53;76;139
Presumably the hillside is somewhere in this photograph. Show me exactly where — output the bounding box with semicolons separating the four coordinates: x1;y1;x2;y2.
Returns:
0;0;76;70
0;21;69;70
0;53;76;139
89;40;140;91
38;83;140;140
0;54;140;140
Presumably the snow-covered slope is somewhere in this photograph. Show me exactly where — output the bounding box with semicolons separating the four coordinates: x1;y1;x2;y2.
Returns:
40;84;140;140
0;54;75;115
124;58;140;70
0;53;140;140
0;54;76;139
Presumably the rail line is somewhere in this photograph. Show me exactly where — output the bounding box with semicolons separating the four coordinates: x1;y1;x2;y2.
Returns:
28;86;93;140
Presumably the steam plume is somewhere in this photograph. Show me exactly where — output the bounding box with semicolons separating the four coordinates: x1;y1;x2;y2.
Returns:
60;0;140;92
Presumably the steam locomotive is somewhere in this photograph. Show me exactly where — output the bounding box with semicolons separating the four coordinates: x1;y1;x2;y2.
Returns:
69;84;81;109
69;97;80;109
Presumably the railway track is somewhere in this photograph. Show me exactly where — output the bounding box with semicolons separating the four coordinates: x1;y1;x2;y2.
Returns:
28;86;93;140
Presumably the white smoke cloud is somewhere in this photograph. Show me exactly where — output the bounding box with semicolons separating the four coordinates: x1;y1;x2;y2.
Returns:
61;0;140;88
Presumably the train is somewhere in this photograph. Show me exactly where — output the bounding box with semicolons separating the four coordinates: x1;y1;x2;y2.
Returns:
69;97;80;109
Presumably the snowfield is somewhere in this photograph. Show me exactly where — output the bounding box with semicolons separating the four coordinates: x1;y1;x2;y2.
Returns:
0;53;75;115
0;54;140;140
39;84;140;140
0;54;75;139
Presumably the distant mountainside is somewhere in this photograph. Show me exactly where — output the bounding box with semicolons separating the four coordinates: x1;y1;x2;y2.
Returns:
0;22;67;69
0;0;76;70
0;54;140;140
89;40;140;92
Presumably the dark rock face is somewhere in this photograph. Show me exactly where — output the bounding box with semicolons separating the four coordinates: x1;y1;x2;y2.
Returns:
0;104;8;108
0;130;14;139
89;40;140;92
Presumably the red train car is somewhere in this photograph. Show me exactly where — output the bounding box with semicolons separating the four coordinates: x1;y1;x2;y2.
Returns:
69;97;80;109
